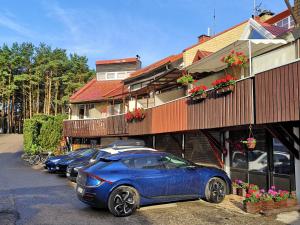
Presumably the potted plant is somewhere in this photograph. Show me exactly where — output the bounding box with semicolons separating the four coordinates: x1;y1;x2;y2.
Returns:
133;108;145;122
260;191;274;211
233;179;247;197
125;111;134;123
189;84;208;101
221;50;248;77
274;190;289;208
243;192;262;214
241;137;256;149
212;74;237;95
248;184;259;195
177;74;194;86
286;192;298;207
232;180;241;195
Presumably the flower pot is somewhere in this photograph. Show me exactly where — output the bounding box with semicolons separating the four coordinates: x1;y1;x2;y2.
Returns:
247;141;256;149
190;92;207;102
236;188;246;197
261;200;274;211
232;187;237;195
244;201;262;214
274;200;286;209
215;84;235;95
286;198;297;207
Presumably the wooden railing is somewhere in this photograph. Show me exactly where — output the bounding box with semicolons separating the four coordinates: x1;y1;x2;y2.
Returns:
255;60;300;124
106;114;128;135
63;119;107;137
63;78;255;137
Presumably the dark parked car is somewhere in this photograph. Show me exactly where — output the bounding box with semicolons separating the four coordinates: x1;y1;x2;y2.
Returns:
44;148;90;172
76;151;231;217
55;148;99;174
67;146;156;182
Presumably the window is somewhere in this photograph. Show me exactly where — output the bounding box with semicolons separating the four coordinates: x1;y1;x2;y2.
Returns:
96;72;106;80
161;155;191;169
117;72;126;79
123;156;165;169
79;105;85;119
275;16;294;29
106;72;115;80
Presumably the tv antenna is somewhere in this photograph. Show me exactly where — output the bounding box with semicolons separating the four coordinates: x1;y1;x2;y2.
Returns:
253;0;263;17
213;6;216;36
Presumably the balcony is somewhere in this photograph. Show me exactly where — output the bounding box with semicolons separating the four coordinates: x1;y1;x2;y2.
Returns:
63;77;254;137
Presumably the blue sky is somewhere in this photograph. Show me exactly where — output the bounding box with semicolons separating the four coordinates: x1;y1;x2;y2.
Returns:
0;0;287;69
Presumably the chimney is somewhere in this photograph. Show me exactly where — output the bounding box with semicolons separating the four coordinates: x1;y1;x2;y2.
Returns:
258;10;274;22
198;34;211;44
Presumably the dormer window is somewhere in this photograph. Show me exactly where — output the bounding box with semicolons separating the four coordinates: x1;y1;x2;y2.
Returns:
96;71;134;81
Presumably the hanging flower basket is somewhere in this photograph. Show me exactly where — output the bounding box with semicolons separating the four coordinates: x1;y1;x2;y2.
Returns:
215;84;235;95
177;74;194;86
241;138;256;149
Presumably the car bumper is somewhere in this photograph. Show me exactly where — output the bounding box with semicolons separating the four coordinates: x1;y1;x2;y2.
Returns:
66;168;78;182
76;184;111;208
44;162;58;172
55;164;68;174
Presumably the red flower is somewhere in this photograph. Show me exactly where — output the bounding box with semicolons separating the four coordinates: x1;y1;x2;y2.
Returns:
246;193;251;198
248;189;254;194
231;50;235;54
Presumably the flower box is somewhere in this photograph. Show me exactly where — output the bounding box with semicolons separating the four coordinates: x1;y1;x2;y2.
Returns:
244;201;262;214
215;84;235;95
286;198;298;207
274;200;286;209
189;92;207;101
261;200;274;211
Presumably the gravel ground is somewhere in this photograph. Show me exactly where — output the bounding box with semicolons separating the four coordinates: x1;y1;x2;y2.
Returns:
0;134;286;225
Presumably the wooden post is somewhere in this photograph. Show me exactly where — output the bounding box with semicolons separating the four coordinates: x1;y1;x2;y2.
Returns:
135;95;138;109
112;98;115;115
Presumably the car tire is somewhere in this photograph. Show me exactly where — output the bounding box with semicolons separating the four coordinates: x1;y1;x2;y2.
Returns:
108;185;140;217
204;177;227;203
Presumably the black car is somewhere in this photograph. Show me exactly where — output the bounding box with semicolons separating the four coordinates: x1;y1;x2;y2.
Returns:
55;148;99;174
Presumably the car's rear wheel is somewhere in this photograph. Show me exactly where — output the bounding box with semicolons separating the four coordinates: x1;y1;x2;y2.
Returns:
205;177;226;203
108;186;139;217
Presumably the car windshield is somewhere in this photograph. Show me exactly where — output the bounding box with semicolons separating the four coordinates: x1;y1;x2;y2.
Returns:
67;149;87;157
77;149;96;157
248;150;264;162
92;151;111;160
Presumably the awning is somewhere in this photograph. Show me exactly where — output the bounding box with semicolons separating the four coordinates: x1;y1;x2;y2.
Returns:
186;39;287;74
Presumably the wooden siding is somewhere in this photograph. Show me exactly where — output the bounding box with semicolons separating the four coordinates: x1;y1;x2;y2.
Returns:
151;98;188;134
106;114;128;135
187;78;254;129
128;109;152;135
63;119;107;137
255;61;300;124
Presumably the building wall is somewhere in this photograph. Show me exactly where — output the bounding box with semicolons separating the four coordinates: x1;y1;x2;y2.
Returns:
70;102;109;119
96;62;140;73
155;88;185;106
252;43;296;75
183;22;247;66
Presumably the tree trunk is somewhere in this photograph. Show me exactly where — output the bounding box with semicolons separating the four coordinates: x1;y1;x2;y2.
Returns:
36;84;40;114
54;80;59;116
47;73;52;115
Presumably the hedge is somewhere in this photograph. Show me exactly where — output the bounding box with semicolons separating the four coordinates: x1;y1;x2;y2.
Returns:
23;114;67;154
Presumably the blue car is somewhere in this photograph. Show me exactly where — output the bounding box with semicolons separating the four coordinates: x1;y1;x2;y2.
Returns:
76;151;231;217
44;148;92;172
55;148;99;174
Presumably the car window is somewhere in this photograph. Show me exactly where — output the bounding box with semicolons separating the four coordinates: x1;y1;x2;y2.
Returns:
123;156;165;169
78;149;96;157
161;155;190;169
94;151;111;160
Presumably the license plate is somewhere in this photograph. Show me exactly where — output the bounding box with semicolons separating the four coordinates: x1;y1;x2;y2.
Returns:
77;187;84;194
66;172;70;177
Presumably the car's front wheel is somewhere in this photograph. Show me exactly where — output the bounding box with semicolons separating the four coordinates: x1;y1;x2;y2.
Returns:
204;177;226;203
108;186;140;217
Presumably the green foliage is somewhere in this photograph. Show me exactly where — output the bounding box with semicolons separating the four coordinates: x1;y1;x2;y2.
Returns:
23;114;67;153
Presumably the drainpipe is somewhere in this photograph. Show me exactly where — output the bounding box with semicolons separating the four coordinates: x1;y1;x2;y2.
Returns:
293;127;300;203
248;40;252;77
224;131;231;178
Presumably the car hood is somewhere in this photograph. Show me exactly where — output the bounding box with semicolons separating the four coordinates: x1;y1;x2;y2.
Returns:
46;155;69;163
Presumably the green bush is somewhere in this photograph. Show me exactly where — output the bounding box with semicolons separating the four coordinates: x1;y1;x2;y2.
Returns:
23;114;67;153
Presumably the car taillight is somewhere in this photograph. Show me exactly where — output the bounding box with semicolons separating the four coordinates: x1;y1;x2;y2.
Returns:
86;173;112;187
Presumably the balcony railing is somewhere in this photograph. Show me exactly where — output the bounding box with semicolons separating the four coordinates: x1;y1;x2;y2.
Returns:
63;77;255;137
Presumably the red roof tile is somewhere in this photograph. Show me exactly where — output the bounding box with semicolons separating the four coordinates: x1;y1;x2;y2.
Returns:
265;9;290;25
70;79;123;103
193;50;213;63
258;21;290;36
126;53;183;80
103;84;128;98
96;57;138;65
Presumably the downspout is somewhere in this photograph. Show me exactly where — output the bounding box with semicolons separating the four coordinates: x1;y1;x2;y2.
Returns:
248;40;252;76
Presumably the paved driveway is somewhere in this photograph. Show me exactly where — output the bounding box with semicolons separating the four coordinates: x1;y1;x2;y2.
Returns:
0;134;285;225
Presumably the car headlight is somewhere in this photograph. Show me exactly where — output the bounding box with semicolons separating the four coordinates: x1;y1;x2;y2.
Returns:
51;159;60;163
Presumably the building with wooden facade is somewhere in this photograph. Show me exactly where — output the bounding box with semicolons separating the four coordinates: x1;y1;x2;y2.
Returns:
64;7;300;199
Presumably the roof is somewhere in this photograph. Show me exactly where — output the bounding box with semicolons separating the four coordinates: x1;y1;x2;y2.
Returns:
96;57;139;65
259;21;290;37
70;79;123;103
193;50;213;63
103;83;129;98
265;9;290;25
125;53;183;80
